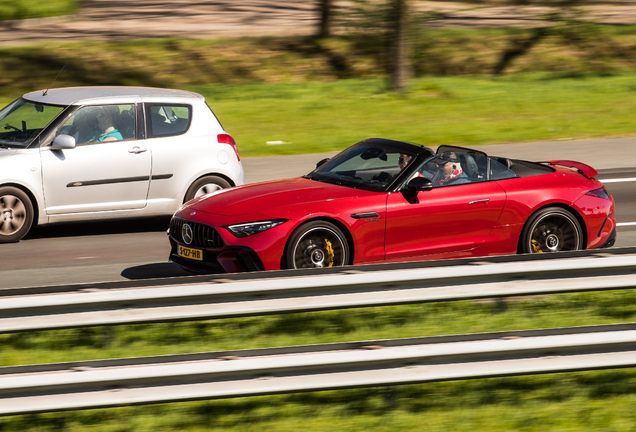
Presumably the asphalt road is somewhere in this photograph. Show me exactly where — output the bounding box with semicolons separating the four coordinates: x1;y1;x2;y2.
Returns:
1;137;634;290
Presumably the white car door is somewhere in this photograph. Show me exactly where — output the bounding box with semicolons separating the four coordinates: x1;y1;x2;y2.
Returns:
40;103;151;215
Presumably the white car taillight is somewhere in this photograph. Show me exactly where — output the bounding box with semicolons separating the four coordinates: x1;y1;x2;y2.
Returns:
218;133;240;161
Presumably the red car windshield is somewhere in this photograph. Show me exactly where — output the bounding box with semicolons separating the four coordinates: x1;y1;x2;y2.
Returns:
305;141;417;192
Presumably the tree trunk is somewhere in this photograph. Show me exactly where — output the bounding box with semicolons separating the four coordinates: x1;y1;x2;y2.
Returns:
319;0;333;38
390;0;411;91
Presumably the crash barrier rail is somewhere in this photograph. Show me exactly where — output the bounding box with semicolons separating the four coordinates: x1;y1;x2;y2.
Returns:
1;322;636;415
1;251;636;333
8;246;636;298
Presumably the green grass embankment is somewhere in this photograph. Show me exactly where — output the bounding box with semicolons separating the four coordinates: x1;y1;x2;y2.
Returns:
2;30;636;157
0;0;77;21
5;74;636;157
197;74;636;156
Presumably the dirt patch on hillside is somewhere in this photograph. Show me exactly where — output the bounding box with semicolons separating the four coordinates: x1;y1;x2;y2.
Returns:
2;0;636;47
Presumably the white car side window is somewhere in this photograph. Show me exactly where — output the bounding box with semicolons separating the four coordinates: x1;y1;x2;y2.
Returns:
58;104;135;145
146;104;191;138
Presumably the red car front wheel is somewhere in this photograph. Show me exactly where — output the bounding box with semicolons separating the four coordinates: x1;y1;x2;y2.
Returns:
285;221;349;269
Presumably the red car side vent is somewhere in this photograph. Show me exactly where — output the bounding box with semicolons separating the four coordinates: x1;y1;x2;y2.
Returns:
218;133;240;161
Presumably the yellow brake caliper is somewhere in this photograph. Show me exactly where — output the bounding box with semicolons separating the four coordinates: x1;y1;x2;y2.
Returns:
531;239;543;253
324;239;335;267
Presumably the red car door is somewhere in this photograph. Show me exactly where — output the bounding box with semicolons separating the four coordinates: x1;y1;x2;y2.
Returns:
384;181;507;259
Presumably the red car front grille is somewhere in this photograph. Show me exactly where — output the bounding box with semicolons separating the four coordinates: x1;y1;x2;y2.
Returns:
170;218;224;248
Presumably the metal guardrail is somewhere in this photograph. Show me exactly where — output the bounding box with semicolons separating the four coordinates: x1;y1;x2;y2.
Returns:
1;322;635;415
6;246;636;298
1;253;635;333
2;253;636;332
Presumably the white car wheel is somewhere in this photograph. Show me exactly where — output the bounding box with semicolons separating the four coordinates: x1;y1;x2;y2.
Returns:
184;175;231;202
0;186;34;243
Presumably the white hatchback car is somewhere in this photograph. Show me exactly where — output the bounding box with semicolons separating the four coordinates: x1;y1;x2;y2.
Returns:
0;86;244;242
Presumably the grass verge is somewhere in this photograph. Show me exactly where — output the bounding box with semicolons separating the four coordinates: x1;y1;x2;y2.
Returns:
195;74;636;157
2;28;636;156
4;74;636;158
0;0;77;21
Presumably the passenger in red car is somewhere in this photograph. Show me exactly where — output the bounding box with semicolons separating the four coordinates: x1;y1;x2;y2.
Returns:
432;152;469;186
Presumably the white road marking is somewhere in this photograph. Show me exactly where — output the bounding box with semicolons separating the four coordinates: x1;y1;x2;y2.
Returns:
600;177;636;183
598;177;635;227
266;141;291;145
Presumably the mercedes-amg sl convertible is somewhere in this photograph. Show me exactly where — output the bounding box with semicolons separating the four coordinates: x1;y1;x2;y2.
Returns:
168;138;616;273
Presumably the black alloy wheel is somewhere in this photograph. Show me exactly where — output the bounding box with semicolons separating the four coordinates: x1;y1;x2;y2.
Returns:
285;221;349;269
521;207;583;254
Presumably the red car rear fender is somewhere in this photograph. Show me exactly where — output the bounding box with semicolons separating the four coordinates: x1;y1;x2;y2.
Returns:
543;160;598;179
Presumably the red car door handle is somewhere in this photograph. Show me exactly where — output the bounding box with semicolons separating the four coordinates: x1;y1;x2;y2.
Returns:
351;212;380;219
469;199;490;205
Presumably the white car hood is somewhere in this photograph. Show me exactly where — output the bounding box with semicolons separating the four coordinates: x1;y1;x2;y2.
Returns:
0;148;17;158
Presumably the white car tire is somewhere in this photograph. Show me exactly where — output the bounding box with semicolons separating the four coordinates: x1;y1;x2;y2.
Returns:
184;175;231;202
0;186;34;243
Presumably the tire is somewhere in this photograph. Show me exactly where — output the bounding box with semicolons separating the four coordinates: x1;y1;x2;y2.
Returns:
0;186;34;243
285;221;349;269
184;175;231;202
520;207;583;254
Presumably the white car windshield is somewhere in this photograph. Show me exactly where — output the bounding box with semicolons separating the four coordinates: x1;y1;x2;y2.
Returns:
0;98;65;148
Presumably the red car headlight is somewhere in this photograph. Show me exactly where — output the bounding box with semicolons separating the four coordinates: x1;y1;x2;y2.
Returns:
224;219;288;238
585;186;611;200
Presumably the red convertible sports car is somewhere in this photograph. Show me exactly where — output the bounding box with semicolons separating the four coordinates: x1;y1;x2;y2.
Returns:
168;138;616;273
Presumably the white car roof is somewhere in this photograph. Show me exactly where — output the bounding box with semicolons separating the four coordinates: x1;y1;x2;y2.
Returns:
23;86;204;105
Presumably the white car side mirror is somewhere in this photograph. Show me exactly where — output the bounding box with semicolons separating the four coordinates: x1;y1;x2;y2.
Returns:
52;134;76;150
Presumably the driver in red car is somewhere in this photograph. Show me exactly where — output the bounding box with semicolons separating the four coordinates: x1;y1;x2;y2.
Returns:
398;153;413;171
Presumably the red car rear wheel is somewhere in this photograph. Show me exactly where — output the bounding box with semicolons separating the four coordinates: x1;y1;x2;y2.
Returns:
521;207;583;254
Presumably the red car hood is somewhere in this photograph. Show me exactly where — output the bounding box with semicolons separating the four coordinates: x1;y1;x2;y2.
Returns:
186;177;368;216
